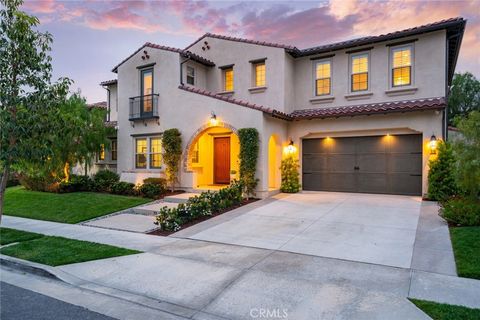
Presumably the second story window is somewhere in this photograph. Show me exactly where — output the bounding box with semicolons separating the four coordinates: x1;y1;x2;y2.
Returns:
223;67;234;91
187;66;195;85
254;62;266;87
141;68;153;114
315;60;331;96
111;140;117;161
392;46;412;87
351;54;369;92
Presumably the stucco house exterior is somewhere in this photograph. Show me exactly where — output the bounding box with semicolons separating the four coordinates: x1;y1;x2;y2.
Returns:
96;17;465;198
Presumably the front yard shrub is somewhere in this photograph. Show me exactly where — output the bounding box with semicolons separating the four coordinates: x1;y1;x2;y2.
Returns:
19;174;56;192
155;181;243;231
238;128;259;199
138;183;164;199
58;175;93;193
143;177;167;188
162;129;182;192
428;141;458;201
281;156;300;193
440;197;480;226
111;181;136;196
93;169;119;192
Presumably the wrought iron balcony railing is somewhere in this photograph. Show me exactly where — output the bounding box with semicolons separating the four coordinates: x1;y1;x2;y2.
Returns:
129;94;159;121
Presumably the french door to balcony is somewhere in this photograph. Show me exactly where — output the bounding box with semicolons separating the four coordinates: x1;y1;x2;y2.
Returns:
141;68;153;118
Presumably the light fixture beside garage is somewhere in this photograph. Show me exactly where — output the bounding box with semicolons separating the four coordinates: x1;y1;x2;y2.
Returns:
285;139;297;155
429;134;438;154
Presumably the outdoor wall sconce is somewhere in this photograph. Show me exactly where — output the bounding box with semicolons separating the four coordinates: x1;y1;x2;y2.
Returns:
285;139;297;154
429;134;438;154
210;111;218;126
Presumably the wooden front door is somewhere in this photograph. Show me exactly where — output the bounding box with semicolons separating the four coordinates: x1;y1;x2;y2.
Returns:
214;137;231;184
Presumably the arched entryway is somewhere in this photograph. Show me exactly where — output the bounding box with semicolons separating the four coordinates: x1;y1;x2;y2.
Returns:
268;134;281;190
185;124;240;189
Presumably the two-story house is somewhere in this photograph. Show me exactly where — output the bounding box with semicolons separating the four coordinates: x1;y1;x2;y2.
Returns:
98;17;465;198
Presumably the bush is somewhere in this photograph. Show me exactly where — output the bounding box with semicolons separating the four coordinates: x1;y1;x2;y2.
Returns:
143;177;167;187
162;129;182;192
155;181;243;231
281;156;300;193
19;174;55;192
111;181;136;196
139;183;165;199
428;141;458;201
238;128;259;199
93;169;119;192
440;197;480;226
58;175;93;193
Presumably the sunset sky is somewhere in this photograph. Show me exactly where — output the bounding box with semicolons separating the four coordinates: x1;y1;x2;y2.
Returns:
22;0;480;103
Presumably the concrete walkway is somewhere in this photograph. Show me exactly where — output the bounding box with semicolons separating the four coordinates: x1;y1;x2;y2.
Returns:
2;215;480;319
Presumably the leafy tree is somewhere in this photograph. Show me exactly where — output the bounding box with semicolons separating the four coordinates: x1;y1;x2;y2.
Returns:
0;0;71;222
162;128;182;192
448;72;480;125
452;111;480;199
280;155;300;193
238;128;259;199
427;141;458;201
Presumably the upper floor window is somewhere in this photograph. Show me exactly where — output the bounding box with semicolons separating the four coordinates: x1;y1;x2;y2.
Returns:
223;67;234;91
186;66;195;85
351;54;369;92
254;62;266;87
315;60;331;96
141;68;153;113
111;140;117;161
392;46;412;87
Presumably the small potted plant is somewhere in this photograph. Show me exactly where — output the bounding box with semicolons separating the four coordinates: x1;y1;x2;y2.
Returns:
230;170;237;182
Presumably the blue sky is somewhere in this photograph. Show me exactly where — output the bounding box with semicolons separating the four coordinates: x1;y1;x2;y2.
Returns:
23;0;480;103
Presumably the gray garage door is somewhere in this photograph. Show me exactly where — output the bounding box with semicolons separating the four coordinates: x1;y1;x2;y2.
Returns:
302;134;422;195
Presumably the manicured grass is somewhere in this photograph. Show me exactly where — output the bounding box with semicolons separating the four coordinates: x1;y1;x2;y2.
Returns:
0;227;44;245
4;186;151;223
450;226;480;280
410;299;480;320
0;230;140;266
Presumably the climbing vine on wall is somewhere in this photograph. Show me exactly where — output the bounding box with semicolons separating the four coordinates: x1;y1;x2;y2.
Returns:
162;128;182;192
238;128;259;199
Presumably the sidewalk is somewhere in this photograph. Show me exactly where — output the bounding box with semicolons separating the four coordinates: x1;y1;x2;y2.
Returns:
2;215;480;319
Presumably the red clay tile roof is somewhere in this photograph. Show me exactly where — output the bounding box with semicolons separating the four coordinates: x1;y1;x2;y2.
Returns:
100;79;117;86
112;43;215;72
185;32;297;51
290;97;446;120
87;101;107;109
178;85;293;120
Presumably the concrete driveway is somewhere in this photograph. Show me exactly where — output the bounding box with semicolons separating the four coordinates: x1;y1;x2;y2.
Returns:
186;192;422;268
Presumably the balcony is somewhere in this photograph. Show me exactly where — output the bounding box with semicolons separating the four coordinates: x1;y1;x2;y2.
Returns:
129;94;159;121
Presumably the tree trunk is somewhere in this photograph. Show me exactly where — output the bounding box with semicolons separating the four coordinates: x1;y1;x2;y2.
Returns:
0;166;10;225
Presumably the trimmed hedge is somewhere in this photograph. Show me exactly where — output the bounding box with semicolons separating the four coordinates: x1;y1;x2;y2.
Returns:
441;197;480;226
155;181;243;231
238;128;259;198
111;181;136;196
281;156;301;193
93;169;119;192
428;141;458;201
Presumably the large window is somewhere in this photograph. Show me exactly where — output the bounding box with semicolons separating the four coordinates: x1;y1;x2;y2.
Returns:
315;60;331;96
135;138;147;168
254;62;266;87
135;137;162;169
111;140;117;161
141;68;153;114
351;54;369;92
392;46;412;87
150;138;162;169
223;67;234;91
186;66;195;85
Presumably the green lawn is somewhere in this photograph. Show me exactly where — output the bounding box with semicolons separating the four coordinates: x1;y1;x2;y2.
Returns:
410;299;480;320
0;227;44;245
450;227;480;280
0;228;140;266
4;186;150;223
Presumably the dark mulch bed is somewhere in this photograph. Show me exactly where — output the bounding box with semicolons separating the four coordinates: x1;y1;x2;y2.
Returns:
148;198;258;237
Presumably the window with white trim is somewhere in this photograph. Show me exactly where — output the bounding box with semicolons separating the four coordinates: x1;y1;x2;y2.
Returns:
391;46;412;87
135;137;162;169
150;137;162;168
186;66;195;85
351;53;369;92
135;138;147;168
315;60;331;96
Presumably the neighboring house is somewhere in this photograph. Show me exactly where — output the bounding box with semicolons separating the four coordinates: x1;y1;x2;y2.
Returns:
98;17;465;198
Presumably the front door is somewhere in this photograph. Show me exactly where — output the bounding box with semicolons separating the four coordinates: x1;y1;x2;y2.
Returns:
214;137;230;184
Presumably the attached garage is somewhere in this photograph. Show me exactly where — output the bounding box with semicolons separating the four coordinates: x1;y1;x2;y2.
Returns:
302;134;422;196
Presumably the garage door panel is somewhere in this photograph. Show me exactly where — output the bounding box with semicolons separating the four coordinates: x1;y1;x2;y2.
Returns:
302;173;329;191
388;153;422;173
357;173;388;193
388;174;422;195
327;173;356;192
390;135;422;153
332;138;356;153
329;154;356;172
303;154;328;172
356;136;387;153
357;154;387;173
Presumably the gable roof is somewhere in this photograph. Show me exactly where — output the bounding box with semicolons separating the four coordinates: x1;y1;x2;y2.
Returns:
100;79;117;86
111;42;215;73
290;97;446;120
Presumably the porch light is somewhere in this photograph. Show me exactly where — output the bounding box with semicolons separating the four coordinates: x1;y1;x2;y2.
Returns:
210;111;218;126
285;139;296;154
429;134;437;154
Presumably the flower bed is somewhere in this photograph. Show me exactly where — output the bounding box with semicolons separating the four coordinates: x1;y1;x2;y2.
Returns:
155;181;244;232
